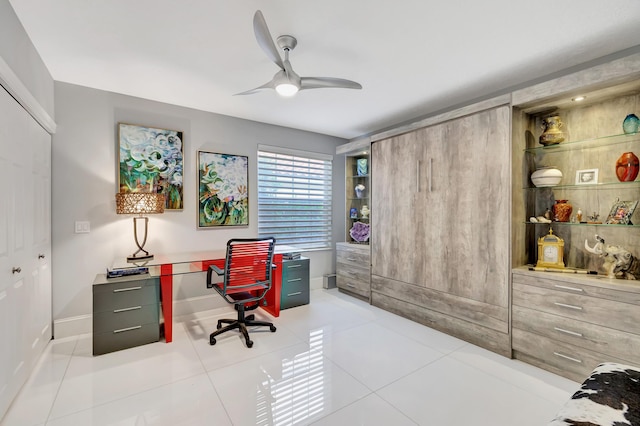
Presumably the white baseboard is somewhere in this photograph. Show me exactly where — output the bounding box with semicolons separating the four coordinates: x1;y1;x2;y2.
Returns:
53;314;92;339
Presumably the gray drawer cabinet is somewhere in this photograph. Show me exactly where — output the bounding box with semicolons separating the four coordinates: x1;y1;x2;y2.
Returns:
336;242;370;300
280;257;310;310
511;269;640;382
93;273;160;355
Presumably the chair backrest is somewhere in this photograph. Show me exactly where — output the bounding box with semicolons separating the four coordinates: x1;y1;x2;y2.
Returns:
220;237;276;297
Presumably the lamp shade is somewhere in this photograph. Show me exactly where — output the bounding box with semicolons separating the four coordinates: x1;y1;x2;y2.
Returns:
116;193;165;215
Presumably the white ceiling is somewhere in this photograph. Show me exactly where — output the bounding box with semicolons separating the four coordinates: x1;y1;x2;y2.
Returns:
9;0;640;139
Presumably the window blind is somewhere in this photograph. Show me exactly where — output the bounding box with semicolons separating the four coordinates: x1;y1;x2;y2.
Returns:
257;146;332;250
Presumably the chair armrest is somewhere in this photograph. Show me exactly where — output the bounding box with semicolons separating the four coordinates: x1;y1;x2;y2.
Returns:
210;264;225;276
206;264;225;289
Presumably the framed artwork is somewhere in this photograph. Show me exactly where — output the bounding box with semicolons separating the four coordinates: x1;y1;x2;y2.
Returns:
198;151;249;227
118;123;184;210
575;168;598;185
605;200;638;225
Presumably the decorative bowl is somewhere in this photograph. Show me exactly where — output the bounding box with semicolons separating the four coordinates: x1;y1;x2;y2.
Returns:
531;167;562;187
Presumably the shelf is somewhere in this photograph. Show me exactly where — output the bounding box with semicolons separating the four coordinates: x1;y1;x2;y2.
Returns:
524;181;640;191
347;197;369;201
349;217;370;221
524;221;640;228
524;132;640;154
347;174;369;179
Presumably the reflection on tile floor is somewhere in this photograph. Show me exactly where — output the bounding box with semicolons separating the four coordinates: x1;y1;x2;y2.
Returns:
1;289;578;426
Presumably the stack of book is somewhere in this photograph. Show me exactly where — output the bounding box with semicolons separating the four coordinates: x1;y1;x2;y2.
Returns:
282;252;301;260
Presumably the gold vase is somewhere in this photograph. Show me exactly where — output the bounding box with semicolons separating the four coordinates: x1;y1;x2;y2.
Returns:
539;115;566;146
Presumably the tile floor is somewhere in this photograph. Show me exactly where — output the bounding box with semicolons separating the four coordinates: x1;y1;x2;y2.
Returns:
1;288;579;426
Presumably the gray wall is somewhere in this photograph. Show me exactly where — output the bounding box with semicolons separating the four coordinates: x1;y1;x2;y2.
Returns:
0;0;54;117
52;81;346;327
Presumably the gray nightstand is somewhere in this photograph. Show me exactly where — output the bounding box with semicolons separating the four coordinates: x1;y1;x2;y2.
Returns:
93;273;160;355
280;257;310;310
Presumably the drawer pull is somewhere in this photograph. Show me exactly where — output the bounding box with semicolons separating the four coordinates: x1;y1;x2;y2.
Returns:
113;286;142;293
553;327;583;338
113;306;142;313
287;278;302;283
553;352;582;364
554;302;583;311
287;265;302;269
346;283;356;288
347;257;357;261
287;292;302;297
554;284;583;292
113;325;142;334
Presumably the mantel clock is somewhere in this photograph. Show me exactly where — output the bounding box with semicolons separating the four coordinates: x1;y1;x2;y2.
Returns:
536;228;565;269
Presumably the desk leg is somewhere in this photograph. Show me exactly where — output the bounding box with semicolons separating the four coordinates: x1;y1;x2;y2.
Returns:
160;264;173;343
261;253;282;317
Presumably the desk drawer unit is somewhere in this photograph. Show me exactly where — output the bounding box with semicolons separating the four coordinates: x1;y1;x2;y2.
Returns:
336;243;370;300
280;257;310;310
93;274;160;355
511;269;640;382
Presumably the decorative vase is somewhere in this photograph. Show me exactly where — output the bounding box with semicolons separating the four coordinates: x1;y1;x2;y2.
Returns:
360;205;370;219
553;199;573;222
539;115;566;146
355;183;365;198
356;158;368;176
616;152;640;182
531;167;562;187
622;114;640;134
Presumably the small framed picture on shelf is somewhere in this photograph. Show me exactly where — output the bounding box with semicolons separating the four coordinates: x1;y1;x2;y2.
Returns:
575;168;598;185
350;207;358;219
605;200;638;225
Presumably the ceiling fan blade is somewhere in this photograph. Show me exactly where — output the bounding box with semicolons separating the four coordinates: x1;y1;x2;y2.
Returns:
253;10;285;70
300;77;362;91
234;79;275;96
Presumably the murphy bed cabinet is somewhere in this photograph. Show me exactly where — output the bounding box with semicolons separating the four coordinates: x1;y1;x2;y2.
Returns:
510;52;640;380
370;101;511;356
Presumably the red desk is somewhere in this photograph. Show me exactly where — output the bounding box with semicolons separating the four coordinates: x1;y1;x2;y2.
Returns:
112;247;294;343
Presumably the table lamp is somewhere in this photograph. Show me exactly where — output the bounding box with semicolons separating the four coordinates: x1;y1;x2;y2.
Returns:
116;192;165;262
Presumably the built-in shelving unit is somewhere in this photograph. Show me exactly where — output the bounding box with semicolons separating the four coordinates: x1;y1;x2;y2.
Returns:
510;52;640;381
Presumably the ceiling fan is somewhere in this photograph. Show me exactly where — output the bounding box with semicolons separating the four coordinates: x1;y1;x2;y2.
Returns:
235;10;362;97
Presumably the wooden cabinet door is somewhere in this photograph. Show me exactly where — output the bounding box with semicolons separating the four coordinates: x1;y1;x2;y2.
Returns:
372;106;510;308
371;129;427;284
428;106;510;307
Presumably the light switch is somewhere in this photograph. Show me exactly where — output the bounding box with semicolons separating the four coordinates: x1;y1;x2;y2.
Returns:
75;221;90;233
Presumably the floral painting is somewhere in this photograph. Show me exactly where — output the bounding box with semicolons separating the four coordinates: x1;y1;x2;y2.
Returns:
198;151;249;227
118;123;184;209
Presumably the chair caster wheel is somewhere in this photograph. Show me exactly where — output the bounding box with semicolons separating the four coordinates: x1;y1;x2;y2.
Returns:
216;321;222;329
270;325;277;332
247;340;253;348
246;314;255;321
210;336;217;345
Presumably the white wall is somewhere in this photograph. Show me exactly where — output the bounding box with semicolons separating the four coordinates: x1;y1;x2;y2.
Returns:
52;82;346;334
0;0;54;118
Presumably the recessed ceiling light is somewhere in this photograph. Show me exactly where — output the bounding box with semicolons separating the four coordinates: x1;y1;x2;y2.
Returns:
572;96;586;102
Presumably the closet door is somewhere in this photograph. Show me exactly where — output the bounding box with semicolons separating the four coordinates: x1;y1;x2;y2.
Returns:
0;86;52;419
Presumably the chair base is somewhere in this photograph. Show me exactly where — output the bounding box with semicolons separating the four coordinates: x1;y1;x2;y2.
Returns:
209;306;276;348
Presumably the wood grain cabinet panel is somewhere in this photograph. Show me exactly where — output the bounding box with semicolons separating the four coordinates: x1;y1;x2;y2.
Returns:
336;242;370;300
370;103;511;355
512;269;640;382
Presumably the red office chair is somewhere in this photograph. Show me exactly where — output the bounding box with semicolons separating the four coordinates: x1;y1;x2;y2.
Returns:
206;237;277;348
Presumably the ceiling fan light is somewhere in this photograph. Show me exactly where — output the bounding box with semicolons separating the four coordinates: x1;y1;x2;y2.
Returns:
275;83;299;97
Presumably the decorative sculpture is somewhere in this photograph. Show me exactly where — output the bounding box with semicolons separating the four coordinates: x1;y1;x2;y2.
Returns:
585;235;640;280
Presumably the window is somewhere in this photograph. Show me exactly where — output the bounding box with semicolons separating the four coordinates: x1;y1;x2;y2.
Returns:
257;145;332;250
